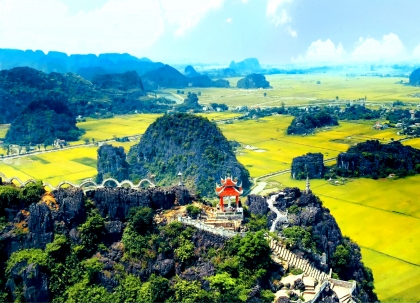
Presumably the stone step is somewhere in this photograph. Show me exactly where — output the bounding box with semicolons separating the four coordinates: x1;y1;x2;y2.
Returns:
339;294;351;303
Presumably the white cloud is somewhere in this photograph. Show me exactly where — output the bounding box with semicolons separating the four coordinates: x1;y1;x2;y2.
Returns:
241;0;249;3
287;26;297;37
0;0;224;55
352;33;406;62
160;0;224;37
226;17;232;23
295;33;416;64
266;0;296;37
413;44;420;60
294;39;345;64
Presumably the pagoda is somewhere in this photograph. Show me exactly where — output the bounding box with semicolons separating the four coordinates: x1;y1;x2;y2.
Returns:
215;176;243;212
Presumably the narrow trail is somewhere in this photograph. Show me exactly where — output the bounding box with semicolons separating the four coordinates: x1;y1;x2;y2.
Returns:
266;193;288;232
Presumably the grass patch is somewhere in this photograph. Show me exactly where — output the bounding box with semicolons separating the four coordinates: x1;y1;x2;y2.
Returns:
29;155;50;164
72;157;97;168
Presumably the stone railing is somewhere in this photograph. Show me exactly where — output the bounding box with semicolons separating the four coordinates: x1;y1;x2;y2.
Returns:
270;239;329;282
214;211;244;220
328;278;356;290
178;216;246;238
0;172;155;191
306;280;330;303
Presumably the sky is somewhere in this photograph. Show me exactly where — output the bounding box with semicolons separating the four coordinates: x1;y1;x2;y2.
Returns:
0;0;420;65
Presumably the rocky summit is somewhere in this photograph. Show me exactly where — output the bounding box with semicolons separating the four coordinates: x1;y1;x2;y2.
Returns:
237;73;271;89
124;113;251;196
291;153;325;179
409;67;420;86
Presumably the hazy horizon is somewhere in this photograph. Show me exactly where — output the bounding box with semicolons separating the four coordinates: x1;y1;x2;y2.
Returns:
1;0;420;65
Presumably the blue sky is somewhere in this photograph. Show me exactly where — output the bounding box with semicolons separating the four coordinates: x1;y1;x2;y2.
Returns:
0;0;419;65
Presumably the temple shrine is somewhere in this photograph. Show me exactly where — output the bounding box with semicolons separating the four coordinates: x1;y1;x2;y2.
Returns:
215;176;243;212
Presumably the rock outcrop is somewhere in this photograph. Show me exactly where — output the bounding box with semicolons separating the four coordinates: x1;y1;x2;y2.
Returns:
229;58;261;73
6;263;50;303
96;144;130;183
184;65;200;77
409;67;420;86
127;113;251;196
87;186;192;220
336;140;420;178
269;187;376;301
291;153;325;179
237;73;270;89
246;194;269;216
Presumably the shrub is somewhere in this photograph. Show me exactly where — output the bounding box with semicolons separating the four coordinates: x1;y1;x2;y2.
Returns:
6;249;48;276
186;205;201;219
127;206;154;235
79;210;105;256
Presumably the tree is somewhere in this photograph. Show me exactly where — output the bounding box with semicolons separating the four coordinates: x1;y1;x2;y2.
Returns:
177;90;180;94
91;138;95;143
336;96;339;100
84;138;89;145
263;92;267;97
127;207;154;235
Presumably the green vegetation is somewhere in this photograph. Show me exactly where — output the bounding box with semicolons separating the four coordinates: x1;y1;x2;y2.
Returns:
282;226;316;252
186;205;201;219
5;99;85;145
332;140;420;179
127;113;250;196
287;110;339;135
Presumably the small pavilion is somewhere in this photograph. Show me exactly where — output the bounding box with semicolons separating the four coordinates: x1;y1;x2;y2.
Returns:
215;176;243;212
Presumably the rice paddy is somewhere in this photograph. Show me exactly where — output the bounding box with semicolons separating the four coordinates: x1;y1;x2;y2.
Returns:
1;75;420;301
162;74;420;108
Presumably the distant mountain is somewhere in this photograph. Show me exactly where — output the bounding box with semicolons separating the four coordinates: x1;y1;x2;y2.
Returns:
0;67;174;126
142;65;230;90
237;73;270;89
92;71;144;91
184;65;200;77
409;68;420;86
229;58;261;72
141;65;188;90
0;48;163;77
0;67;98;123
4;99;84;145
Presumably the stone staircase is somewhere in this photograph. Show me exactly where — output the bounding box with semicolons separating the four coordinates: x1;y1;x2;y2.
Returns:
270;239;329;282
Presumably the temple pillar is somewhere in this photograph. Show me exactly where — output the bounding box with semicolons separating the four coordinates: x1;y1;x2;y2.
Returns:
235;196;239;209
220;196;224;212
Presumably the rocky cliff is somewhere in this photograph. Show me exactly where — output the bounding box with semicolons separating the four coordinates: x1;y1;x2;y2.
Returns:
237;73;270;89
96;144;130;183
409;67;420;86
127;113;251;196
0;182;277;303
246;188;377;302
291;153;325;179
336;140;420;178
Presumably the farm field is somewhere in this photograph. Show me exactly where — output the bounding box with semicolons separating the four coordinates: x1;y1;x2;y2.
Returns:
0;74;419;301
220;115;401;177
162;74;420;108
268;174;420;302
0;141;139;186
